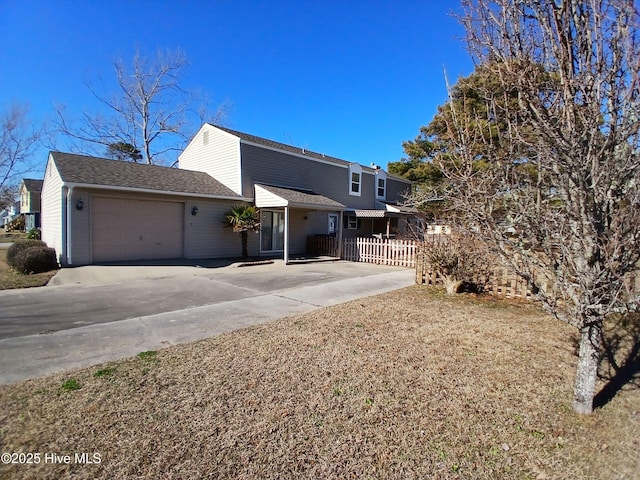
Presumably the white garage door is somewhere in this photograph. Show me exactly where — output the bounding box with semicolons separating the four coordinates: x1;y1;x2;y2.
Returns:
92;197;184;262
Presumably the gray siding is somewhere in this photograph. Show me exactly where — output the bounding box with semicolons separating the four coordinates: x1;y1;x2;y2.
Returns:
240;144;384;208
386;177;412;203
185;199;256;259
58;188;251;265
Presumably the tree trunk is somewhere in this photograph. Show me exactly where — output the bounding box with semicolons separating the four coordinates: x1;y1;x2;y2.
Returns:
443;276;463;295
241;231;248;260
573;322;602;414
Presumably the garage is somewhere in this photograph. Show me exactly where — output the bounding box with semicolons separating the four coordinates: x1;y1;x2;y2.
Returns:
92;197;184;262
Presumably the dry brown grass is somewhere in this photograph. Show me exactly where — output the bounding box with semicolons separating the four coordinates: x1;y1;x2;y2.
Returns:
1;287;638;479
0;249;58;290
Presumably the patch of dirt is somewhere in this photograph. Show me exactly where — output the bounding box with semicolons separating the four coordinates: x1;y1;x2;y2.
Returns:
0;286;638;479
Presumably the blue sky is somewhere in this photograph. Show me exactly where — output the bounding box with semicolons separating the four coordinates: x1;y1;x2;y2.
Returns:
1;0;474;176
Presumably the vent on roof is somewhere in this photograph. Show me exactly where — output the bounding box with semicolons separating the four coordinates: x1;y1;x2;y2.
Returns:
203;130;209;145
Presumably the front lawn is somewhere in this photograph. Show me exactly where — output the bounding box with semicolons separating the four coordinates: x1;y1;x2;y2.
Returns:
0;248;58;289
0;287;638;479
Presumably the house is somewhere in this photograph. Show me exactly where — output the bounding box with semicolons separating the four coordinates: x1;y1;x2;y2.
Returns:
41;125;413;266
1;201;20;228
179;124;414;262
20;178;44;230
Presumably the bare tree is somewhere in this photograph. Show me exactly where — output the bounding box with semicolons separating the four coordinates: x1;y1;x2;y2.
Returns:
56;49;227;166
1;104;43;196
410;0;640;414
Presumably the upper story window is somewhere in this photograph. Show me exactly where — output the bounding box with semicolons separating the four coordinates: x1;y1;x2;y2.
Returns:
349;164;362;196
375;170;387;200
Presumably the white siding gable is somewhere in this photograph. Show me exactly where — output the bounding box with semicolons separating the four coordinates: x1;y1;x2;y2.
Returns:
254;185;288;207
179;124;242;195
41;154;64;263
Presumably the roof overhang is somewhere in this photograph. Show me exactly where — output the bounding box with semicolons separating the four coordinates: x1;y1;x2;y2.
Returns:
61;182;251;202
254;184;345;211
345;202;418;218
376;201;419;214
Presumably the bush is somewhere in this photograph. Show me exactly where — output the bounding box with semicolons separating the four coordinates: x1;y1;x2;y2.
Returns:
26;228;41;240
7;240;58;274
6;240;46;267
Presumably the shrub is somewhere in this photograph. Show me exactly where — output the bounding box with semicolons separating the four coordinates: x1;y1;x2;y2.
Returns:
6;240;46;268
425;232;491;295
26;228;41;240
9;244;58;274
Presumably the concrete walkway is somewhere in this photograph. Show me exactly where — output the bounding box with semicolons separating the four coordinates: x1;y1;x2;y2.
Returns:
0;261;415;385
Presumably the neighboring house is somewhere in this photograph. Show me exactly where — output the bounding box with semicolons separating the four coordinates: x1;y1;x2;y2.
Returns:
20;178;44;230
1;201;20;228
41;126;414;266
179;124;414;262
42;152;250;265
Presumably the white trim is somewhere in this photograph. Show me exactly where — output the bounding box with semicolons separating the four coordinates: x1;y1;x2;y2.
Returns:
349;163;362;197
375;170;387;200
60;182;250;202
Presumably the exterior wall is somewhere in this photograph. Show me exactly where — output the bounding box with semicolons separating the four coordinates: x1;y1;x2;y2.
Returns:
185;199;257;259
342;217;374;238
54;186;254;265
69;188;92;265
20;189;41;213
386;176;412;202
179;124;242;195
240;143;383;209
41;157;64;263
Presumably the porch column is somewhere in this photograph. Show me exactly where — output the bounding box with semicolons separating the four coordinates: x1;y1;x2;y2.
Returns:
284;206;290;264
338;210;344;258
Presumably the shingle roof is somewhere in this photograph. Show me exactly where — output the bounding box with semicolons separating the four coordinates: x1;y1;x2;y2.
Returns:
22;179;44;192
50;152;243;199
214;125;376;172
256;184;345;210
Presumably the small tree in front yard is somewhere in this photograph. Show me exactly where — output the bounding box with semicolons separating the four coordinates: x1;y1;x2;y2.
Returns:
425;230;491;295
224;205;260;260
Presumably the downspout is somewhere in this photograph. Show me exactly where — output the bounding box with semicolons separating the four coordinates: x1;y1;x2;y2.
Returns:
66;185;74;265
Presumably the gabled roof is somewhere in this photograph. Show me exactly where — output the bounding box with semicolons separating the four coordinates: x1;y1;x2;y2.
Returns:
213;125;408;177
255;184;345;210
21;179;43;192
49;152;244;199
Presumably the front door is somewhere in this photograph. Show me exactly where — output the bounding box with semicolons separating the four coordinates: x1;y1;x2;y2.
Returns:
328;214;338;235
261;210;285;252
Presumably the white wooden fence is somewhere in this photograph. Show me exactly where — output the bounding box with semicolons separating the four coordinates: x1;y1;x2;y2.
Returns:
341;237;418;267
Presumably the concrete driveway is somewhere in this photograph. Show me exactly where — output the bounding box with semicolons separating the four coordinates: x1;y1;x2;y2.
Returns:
0;259;415;384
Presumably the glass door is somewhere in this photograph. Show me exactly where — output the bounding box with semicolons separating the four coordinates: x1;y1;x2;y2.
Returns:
260;210;285;252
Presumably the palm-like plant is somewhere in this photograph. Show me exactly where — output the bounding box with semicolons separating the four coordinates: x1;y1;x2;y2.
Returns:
224;205;260;260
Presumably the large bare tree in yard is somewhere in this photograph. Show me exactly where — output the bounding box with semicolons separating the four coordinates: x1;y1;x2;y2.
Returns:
1;104;43;205
56;49;226;166
411;0;640;414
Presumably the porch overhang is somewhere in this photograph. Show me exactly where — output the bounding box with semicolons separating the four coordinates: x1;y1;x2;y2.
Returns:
254;184;345;265
345;202;418;218
254;184;345;211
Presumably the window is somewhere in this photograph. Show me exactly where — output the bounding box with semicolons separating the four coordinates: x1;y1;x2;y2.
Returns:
349;164;362;196
344;215;362;230
351;172;361;194
375;170;387;199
